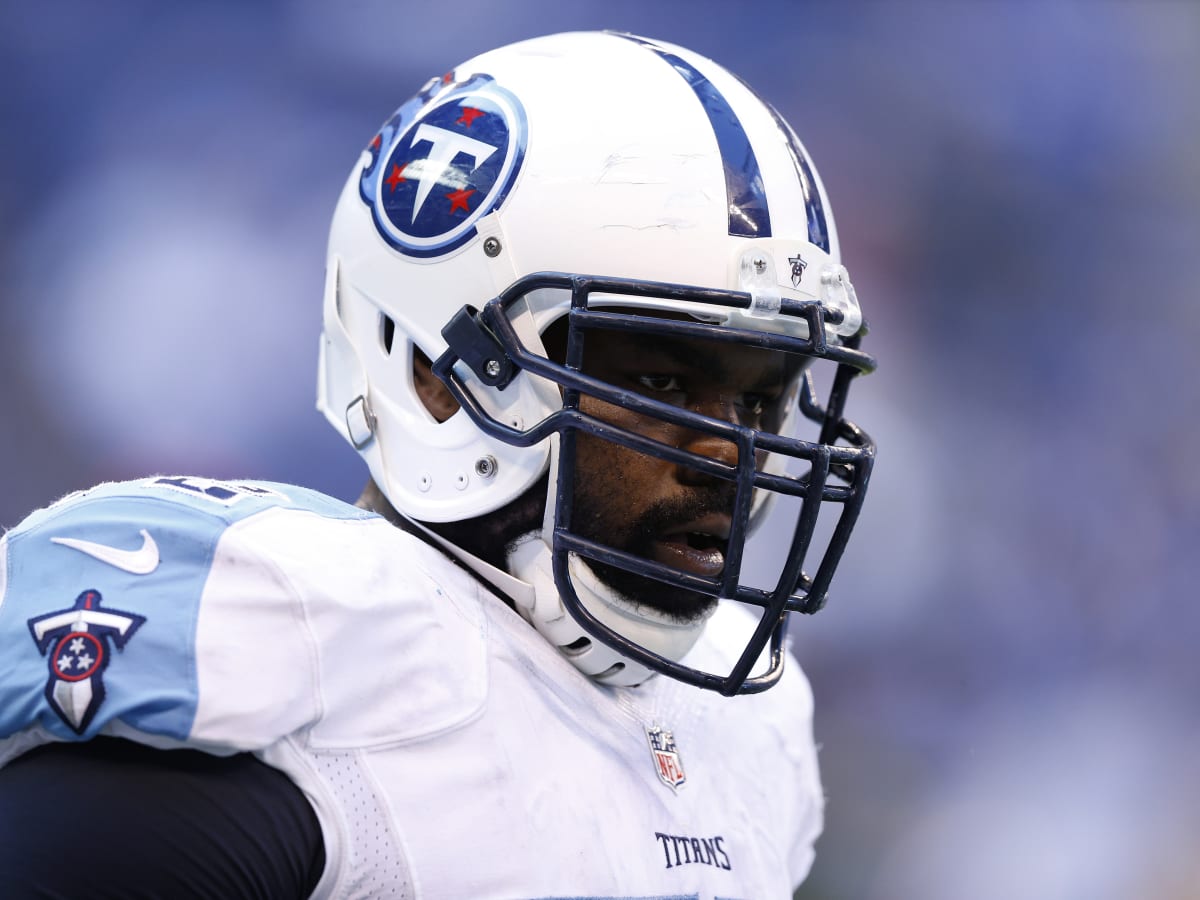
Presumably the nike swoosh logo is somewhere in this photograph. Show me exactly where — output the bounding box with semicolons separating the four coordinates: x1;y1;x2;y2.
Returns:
51;529;160;575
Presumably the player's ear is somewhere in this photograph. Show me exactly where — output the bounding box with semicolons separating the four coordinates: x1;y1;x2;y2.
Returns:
413;347;460;423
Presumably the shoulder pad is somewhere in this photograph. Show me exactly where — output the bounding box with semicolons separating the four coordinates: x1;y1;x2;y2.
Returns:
1;477;488;758
0;478;370;745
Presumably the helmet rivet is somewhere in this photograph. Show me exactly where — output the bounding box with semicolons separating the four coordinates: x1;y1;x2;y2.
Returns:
485;359;502;378
753;256;767;274
474;455;498;478
483;237;502;257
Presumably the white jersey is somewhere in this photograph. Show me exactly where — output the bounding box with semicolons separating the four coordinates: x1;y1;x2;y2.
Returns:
0;476;824;899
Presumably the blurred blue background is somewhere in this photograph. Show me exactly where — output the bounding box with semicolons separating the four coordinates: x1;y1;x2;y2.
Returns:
2;2;1197;897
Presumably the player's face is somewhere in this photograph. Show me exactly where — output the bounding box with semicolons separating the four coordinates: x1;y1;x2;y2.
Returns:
561;320;802;622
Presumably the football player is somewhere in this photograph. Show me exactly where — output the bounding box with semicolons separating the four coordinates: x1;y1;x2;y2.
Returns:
0;31;875;898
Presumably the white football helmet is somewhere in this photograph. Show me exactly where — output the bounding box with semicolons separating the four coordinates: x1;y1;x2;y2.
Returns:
317;31;875;695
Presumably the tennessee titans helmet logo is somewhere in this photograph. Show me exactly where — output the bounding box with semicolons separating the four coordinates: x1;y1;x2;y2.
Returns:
27;589;145;734
359;73;528;257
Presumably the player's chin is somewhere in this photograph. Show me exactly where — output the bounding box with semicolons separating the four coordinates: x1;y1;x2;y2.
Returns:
588;560;718;625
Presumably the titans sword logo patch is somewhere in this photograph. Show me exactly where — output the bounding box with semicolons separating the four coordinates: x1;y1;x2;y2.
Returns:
27;589;145;734
359;72;528;258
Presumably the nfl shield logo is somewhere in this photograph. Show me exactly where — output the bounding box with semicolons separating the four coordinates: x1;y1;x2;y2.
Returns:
645;724;686;792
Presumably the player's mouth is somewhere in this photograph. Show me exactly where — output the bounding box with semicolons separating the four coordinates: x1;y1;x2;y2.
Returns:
652;513;731;577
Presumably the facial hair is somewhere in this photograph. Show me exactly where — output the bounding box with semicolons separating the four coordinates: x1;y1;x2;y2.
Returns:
568;480;737;623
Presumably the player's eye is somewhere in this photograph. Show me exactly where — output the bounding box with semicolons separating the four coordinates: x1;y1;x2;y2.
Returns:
637;375;683;393
741;393;769;417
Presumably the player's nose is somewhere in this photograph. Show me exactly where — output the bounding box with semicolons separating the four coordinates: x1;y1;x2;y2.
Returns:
675;426;740;487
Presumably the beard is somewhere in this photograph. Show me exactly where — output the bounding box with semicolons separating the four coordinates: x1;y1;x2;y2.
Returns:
424;461;738;625
568;480;736;623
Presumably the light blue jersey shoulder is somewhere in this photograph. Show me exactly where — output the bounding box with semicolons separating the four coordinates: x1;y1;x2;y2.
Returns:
0;476;374;744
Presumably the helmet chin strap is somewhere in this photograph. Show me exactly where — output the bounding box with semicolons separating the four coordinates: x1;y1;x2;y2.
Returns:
505;434;713;688
396;511;536;610
392;461;707;688
393;411;715;688
506;539;712;687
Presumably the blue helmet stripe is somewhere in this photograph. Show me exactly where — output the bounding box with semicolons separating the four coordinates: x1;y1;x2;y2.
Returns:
766;103;830;253
616;33;771;238
730;72;831;253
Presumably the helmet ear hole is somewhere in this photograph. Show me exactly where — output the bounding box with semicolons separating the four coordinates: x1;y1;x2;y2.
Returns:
380;314;396;356
412;345;460;424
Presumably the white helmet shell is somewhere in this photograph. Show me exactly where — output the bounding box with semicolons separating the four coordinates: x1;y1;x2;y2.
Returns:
317;31;870;692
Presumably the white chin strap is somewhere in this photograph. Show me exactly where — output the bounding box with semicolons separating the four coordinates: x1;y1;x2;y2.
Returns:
407;511;710;688
398;487;705;691
403;436;717;688
505;435;712;687
506;537;711;687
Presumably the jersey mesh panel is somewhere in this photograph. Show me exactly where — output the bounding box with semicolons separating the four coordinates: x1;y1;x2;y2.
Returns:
312;749;413;898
